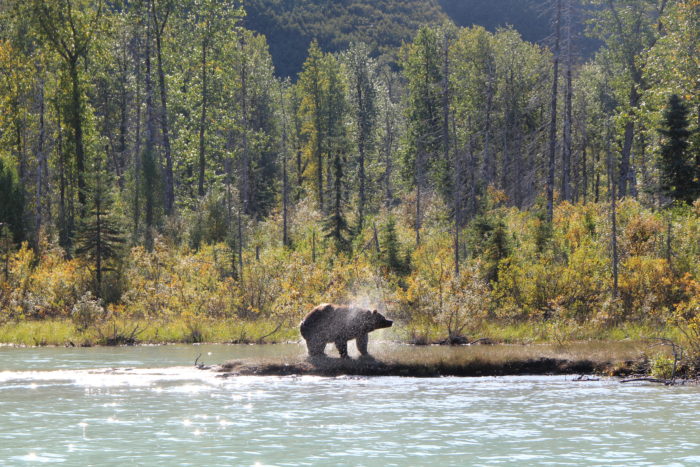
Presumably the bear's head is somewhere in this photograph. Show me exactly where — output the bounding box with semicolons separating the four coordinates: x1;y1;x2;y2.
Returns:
370;309;393;330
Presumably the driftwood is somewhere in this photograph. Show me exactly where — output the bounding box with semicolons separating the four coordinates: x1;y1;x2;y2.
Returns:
97;323;143;346
621;377;668;384
256;322;284;343
572;375;600;382
621;337;687;385
650;337;683;383
194;353;212;370
621;376;691;386
438;336;495;346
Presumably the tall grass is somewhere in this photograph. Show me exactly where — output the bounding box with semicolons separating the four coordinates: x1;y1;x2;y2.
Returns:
0;318;298;346
0;316;677;348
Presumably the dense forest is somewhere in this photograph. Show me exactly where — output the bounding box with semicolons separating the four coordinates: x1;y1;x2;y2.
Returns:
245;0;597;77
244;0;448;76
0;0;698;353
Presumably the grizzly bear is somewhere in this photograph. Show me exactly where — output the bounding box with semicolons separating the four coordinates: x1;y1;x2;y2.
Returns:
300;303;393;358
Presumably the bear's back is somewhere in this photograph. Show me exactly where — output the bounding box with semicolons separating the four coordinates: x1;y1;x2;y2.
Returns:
300;304;360;339
302;303;342;327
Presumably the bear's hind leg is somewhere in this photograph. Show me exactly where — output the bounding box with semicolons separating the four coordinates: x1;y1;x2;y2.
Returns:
356;333;369;356
335;340;349;359
306;339;326;357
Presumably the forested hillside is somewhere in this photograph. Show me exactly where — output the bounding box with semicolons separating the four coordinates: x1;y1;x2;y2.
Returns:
439;0;551;42
245;0;599;78
0;0;699;353
244;0;448;77
439;0;601;56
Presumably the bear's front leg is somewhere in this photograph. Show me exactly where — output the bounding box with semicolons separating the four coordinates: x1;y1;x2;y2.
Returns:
356;333;369;356
335;340;349;359
306;338;326;357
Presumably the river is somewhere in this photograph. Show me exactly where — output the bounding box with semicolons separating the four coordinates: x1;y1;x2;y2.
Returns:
1;344;699;466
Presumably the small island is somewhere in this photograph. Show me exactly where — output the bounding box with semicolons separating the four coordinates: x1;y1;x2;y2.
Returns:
196;341;652;379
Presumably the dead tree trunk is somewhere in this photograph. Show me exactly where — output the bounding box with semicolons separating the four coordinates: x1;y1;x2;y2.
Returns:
35;76;47;248
606;124;619;298
239;54;251;215
152;1;175;214
561;0;573;202
280;88;290;247
198;33;209;198
483;64;495;185
547;0;562;222
144;11;156;251
415;150;423;246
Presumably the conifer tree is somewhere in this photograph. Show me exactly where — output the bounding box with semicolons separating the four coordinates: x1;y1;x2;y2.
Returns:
321;53;351;252
344;42;377;232
658;94;698;204
297;41;326;211
324;147;350;252
76;155;125;298
380;216;409;276
0;157;25;243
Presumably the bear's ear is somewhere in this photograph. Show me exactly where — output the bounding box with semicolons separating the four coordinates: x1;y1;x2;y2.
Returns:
372;310;378;315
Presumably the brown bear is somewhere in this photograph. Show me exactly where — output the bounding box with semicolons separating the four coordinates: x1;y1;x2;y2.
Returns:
300;303;393;358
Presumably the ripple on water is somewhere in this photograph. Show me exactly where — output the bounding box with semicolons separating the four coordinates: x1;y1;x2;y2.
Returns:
11;452;66;463
1;358;700;466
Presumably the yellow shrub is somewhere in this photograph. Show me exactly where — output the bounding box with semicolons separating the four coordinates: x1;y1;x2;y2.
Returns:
619;256;675;319
6;243;91;319
622;213;663;257
669;275;700;357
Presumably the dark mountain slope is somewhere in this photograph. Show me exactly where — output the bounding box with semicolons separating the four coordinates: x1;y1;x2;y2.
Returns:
244;0;599;77
440;0;600;57
243;0;449;77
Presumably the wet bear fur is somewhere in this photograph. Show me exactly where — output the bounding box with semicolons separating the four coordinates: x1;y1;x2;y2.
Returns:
300;303;393;358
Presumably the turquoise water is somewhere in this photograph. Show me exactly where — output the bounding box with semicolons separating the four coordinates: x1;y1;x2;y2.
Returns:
1;344;700;466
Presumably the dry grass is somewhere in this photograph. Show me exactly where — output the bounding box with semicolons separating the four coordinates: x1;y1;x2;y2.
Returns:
368;341;646;366
0;318;298;346
213;340;649;378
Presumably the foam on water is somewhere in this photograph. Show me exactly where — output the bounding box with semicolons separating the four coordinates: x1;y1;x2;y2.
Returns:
0;367;216;387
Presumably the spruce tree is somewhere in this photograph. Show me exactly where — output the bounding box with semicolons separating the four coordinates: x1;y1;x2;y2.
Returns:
75;156;126;298
658;95;697;204
380;216;409;276
319;52;351;252
0;157;25;243
324;150;350;252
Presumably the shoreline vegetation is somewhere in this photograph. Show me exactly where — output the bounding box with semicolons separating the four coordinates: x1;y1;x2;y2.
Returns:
0;318;678;348
1;2;699;381
2;200;698;379
0;317;693;379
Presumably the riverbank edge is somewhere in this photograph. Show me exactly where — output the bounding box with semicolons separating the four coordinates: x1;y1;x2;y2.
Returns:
0;318;671;347
209;355;645;378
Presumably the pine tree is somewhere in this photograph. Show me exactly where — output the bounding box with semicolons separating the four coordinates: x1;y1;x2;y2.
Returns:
470;211;510;284
324;149;350;252
297;41;326;211
658;95;697;204
379;216;409;276
75;155;125;298
0;157;25;243
322;53;351;251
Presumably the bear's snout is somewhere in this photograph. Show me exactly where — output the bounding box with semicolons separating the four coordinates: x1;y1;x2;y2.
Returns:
378;318;393;329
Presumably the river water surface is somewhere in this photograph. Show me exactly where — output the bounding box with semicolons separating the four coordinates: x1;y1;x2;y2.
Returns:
1;344;699;466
